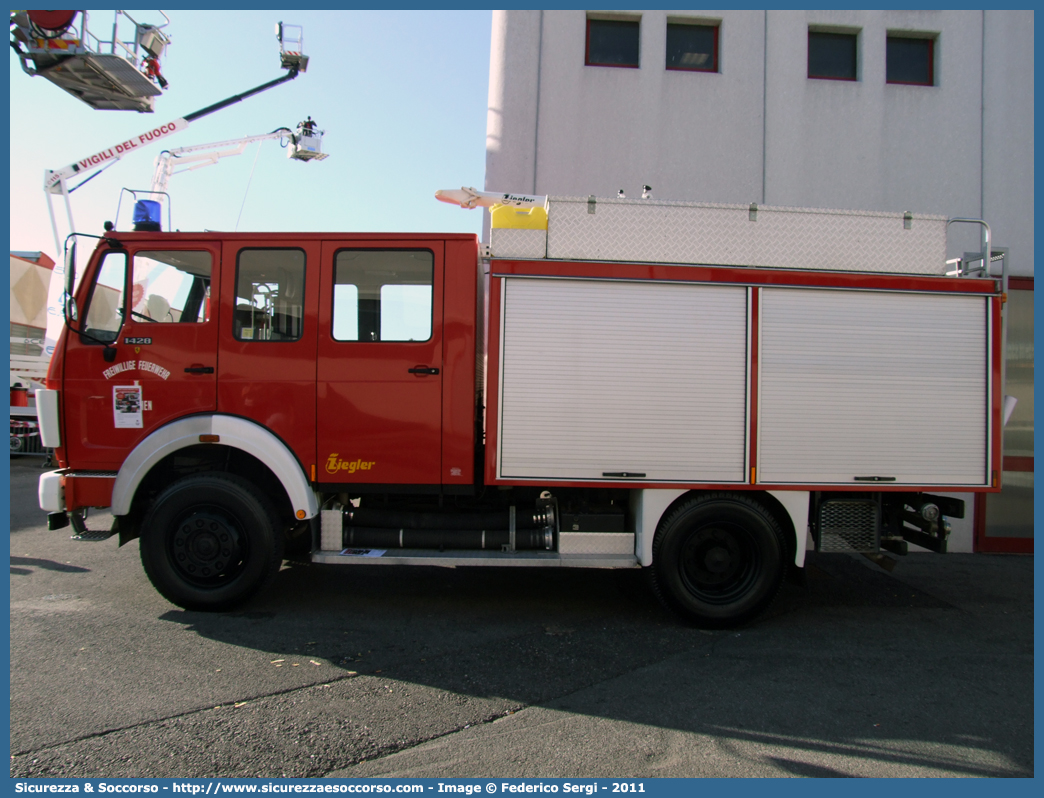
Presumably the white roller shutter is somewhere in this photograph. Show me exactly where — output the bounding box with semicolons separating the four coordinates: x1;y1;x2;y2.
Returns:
758;288;989;486
498;278;748;482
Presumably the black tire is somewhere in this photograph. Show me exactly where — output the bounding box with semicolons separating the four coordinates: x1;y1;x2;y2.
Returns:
650;493;787;629
139;473;284;611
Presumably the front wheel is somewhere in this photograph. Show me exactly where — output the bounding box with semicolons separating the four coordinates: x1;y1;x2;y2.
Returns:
139;473;284;611
650;493;787;628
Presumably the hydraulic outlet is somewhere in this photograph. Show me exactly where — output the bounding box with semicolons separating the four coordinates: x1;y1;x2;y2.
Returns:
337;504;556;551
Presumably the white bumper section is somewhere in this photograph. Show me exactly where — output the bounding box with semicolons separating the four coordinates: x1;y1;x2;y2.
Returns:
39;470;65;513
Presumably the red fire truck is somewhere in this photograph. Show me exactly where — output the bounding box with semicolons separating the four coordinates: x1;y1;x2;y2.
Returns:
37;193;1005;627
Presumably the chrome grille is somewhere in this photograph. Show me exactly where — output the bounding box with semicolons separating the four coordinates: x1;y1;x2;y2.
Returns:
10;419;45;456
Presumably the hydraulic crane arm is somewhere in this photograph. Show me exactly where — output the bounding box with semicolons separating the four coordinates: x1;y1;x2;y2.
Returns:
150;128;293;194
44;67;302;194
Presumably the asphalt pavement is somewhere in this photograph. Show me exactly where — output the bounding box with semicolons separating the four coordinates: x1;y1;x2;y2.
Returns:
8;457;1034;778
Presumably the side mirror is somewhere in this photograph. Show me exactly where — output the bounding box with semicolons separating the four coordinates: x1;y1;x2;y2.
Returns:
64;239;76;296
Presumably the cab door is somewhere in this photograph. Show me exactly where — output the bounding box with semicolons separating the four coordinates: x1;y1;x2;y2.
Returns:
316;241;444;485
216;242;319;471
62;243;219;470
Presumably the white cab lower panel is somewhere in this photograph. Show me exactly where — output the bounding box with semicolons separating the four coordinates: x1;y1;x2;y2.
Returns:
498;277;748;482
758;288;989;486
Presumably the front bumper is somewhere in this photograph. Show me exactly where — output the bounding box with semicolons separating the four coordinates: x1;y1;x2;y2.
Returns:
39;470;117;513
39;469;64;512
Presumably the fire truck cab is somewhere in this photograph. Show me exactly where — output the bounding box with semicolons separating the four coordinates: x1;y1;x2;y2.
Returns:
47;232;477;483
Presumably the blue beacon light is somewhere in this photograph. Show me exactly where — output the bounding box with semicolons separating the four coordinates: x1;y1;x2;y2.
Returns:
132;199;162;231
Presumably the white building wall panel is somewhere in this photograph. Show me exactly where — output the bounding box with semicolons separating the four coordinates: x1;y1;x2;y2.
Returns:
499;278;748;482
758;288;988;485
520;10;767;206
764;10;984;230
982;9;1035;277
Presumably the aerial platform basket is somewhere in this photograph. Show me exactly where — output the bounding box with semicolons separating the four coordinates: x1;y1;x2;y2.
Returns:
276;22;310;72
11;10;171;112
289;128;328;162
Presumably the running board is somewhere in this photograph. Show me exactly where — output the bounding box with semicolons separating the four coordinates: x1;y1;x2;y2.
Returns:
69;511;115;542
311;548;639;569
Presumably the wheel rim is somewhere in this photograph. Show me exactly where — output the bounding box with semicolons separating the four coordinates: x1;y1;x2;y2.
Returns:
168;508;248;588
678;522;761;606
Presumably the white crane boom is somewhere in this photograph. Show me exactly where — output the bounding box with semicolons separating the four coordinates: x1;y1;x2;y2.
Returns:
150;129;293;194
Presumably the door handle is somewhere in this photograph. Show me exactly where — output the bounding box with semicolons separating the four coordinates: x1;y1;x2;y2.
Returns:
407;367;439;375
184;365;215;374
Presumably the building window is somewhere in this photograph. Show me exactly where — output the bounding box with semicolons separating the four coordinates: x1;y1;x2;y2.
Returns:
666;22;718;72
808;31;857;81
586;18;640;68
887;35;934;85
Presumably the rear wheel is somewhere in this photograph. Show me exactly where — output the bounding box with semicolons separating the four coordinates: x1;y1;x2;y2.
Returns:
650;493;787;628
139;473;284;611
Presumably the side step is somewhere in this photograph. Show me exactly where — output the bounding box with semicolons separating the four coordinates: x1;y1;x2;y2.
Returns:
69;511;115;542
311;548;639;569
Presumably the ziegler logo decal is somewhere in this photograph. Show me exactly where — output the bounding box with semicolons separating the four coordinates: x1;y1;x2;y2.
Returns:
325;455;376;475
123;337;152;345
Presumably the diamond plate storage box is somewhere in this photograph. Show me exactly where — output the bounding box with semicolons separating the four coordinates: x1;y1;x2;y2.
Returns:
558;532;635;555
489;201;548;259
542;196;948;274
489;227;547;258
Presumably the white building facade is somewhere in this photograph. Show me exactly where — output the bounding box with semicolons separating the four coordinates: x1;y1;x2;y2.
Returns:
484;9;1034;551
485;9;1032;275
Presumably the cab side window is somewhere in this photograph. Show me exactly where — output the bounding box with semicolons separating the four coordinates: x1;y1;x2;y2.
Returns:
234;249;306;342
83;251;128;343
130;250;212;324
332;250;433;342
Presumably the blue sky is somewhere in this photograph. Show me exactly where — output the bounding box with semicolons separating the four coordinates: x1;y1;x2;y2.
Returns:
9;10;493;262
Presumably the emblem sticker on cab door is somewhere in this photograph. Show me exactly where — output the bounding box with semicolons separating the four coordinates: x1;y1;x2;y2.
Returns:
113;385;143;429
325;455;376;475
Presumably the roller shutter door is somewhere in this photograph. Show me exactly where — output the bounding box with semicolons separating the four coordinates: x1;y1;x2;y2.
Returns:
499;278;748;482
758;288;989;486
